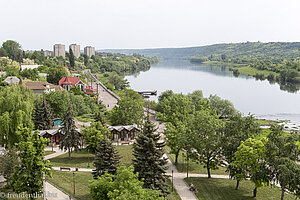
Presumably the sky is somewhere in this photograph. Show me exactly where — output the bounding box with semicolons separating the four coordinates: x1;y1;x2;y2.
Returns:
0;0;299;50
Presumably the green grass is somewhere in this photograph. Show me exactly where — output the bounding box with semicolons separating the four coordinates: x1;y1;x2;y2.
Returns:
49;145;134;168
237;66;278;78
255;119;279;126
44;151;56;156
165;146;228;175
75;114;95;123
48;170;181;200
185;177;297;200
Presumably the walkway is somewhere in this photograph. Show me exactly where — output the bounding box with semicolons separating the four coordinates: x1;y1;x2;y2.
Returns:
45;147;67;160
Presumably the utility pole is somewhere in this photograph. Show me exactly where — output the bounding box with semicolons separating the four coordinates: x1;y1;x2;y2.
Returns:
42;172;46;200
171;170;174;192
87;149;90;168
186;153;189;178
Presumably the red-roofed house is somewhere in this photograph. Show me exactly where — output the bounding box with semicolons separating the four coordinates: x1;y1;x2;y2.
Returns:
59;77;86;92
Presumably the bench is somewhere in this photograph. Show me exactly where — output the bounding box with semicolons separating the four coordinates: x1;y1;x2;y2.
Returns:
60;167;71;171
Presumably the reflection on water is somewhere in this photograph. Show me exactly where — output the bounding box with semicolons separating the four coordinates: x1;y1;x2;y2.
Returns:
126;59;300;124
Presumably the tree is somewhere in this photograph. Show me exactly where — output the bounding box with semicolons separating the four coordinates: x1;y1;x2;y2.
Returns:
89;165;163;200
0;146;19;185
46;66;69;84
92;136;120;179
59;106;81;158
69;48;75;69
0;40;23;62
265;125;300;199
232;137;270;198
0;85;34;147
133;117;169;196
109;89;144;126
189;110;224;178
10;127;52;199
94;103;107;125
208;94;237;118
107;72;129;90
20;68;39;80
82;122;110;154
32;97;53;130
156;92;194;165
221;113;261;189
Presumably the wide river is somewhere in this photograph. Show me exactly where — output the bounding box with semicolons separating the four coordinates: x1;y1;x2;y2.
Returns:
126;59;300;124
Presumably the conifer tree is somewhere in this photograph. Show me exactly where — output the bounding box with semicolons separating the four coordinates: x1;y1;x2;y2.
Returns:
133;116;169;196
59;106;81;158
33;97;53;130
69;48;75;69
94;103;107;126
92;137;120;179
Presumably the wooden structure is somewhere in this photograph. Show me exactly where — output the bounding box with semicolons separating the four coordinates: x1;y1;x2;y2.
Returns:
38;129;62;145
108;125;140;144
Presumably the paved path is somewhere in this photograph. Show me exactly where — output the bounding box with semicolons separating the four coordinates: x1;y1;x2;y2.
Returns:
45;147;67;160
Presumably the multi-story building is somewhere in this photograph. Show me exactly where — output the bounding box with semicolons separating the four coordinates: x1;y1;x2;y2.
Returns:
84;46;95;57
43;50;53;57
53;44;65;58
69;44;80;58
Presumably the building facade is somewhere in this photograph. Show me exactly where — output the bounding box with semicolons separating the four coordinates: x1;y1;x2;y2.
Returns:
69;44;80;58
53;44;65;58
84;46;95;57
43;50;53;57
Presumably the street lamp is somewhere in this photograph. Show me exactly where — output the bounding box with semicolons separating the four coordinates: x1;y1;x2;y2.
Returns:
73;172;75;195
87;149;90;168
186;153;189;178
171;170;174;192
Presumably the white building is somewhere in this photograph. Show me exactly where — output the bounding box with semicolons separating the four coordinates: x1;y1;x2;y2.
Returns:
69;44;80;58
84;46;95;57
21;65;40;71
53;44;65;58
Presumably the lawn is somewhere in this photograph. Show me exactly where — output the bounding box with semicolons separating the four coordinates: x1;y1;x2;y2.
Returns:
185;177;297;200
236;66;278;78
48;168;180;200
49;145;133;168
44;151;56;156
165;146;228;175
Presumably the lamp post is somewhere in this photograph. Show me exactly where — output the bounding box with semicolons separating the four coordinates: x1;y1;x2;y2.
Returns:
87;149;90;168
73;172;75;195
182;152;185;172
186;153;189;178
171;170;174;192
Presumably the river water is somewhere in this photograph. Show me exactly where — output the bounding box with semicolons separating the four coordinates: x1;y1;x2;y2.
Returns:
126;59;300;124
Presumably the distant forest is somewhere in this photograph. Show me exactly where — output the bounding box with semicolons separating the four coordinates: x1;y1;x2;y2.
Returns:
100;42;300;59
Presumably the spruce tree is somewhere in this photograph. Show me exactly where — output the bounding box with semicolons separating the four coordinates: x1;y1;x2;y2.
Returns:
33;97;53;130
59;106;81;158
94;103;107;126
92;137;120;179
133;116;169;196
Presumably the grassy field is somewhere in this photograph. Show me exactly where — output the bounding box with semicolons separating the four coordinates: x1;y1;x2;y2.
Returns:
165;146;228;175
48;166;180;200
255;119;280;126
185;177;297;200
236;66;278;78
44;151;56;156
49;145;133;168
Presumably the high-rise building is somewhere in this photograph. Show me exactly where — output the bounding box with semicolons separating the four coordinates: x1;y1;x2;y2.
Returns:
43;50;53;57
53;44;65;58
84;46;95;57
69;44;80;58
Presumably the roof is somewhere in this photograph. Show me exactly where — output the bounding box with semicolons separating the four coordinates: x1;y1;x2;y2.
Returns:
38;129;60;136
21;65;40;71
4;76;20;85
24;81;58;90
59;77;84;87
108;124;140;132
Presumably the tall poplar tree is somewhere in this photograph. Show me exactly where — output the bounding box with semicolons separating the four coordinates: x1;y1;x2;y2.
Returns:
92;137;120;179
59;106;81;158
69;48;75;69
133;116;169;196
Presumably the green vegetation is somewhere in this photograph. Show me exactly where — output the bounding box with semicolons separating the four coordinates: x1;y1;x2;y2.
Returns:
49;146;133;168
44;151;56;156
185;177;297;200
48;169;179;200
255;119;280;126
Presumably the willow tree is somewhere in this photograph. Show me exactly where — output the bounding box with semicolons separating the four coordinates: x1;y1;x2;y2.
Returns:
0;85;34;147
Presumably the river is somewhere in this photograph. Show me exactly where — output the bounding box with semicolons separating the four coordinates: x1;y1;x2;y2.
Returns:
126;59;300;125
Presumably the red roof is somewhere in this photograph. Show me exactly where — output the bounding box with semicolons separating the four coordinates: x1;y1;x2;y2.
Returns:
59;77;83;87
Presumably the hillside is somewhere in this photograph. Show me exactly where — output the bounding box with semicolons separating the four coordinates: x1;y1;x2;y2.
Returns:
101;42;300;59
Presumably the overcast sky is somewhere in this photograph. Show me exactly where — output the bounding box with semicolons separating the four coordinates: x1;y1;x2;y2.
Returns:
0;0;299;50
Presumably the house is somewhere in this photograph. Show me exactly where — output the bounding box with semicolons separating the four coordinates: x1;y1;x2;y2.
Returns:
108;125;140;144
59;77;86;92
24;81;63;95
4;76;20;85
39;129;62;145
